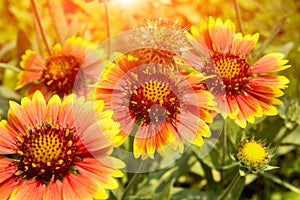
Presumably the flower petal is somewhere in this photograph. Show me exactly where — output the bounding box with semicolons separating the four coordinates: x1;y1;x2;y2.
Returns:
43;181;63;200
62;174;108;200
16;50;45;90
11;180;45;200
230;33;259;56
46;94;62;125
0;121;18;154
15;71;41;90
234;94;263;125
249;75;289;89
0;157;15;183
251;53;290;73
0;177;20;199
208;17;235;53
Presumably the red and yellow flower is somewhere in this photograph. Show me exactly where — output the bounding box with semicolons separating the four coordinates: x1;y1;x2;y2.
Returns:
16;36;104;98
95;54;214;159
0;90;124;199
186;17;290;128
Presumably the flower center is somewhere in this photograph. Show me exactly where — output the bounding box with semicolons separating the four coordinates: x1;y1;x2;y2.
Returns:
128;67;181;125
14;124;85;184
130;48;177;66
238;140;268;168
210;53;251;95
42;55;81;95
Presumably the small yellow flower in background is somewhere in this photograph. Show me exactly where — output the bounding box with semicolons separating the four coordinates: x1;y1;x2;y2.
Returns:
0;90;124;199
16;37;105;98
233;138;277;175
237;140;268;168
186;17;291;128
96;54;215;159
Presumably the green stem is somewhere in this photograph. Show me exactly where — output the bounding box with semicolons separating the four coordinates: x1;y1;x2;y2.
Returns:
120;161;146;200
223;119;228;158
217;172;241;200
30;0;51;54
220;119;228;183
0;63;21;72
120;123;144;200
192;149;215;189
262;172;300;194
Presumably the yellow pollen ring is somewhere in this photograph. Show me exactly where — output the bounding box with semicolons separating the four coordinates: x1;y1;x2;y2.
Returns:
213;54;249;80
16;136;24;143
14;170;23;176
68;140;73;147
67;150;72;155
141;81;170;103
65;128;70;137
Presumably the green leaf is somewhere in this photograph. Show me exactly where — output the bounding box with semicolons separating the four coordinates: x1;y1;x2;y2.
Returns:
171;188;218;200
0;63;21;72
217;173;245;200
227;175;245;200
127;167;178;200
0;86;21;100
271;191;300;200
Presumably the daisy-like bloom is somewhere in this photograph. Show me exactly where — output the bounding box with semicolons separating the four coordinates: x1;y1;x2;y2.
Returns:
16;36;104;97
95;54;214;159
186;17;291;128
237;140;268;168
129;17;189;67
233;138;276;175
0;90;124;199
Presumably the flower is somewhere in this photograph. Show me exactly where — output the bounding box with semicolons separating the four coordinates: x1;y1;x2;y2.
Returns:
0;90;124;199
237;140;268;168
186;17;291;128
129;17;189;67
95;54;214;159
16;36;104;98
233;138;276;175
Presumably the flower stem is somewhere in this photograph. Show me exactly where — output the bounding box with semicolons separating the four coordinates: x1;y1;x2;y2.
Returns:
254;16;287;59
30;0;51;54
233;0;245;35
221;119;228;183
217;172;241;200
121;161;146;200
223;119;228;157
104;0;112;60
261;172;300;194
